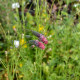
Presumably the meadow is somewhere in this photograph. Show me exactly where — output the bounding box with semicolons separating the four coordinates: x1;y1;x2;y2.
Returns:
0;0;80;80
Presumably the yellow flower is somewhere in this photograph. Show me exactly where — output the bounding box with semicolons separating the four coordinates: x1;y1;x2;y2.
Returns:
45;32;47;35
19;75;24;78
23;45;27;48
42;13;46;17
19;63;22;67
42;9;46;13
20;39;25;45
20;39;27;48
13;25;16;29
39;24;44;31
39;26;44;31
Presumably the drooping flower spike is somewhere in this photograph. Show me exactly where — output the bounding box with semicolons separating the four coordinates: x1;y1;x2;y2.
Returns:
28;40;45;50
31;31;48;44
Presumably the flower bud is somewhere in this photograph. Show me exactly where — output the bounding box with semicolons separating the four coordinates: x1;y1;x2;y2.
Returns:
28;40;45;49
32;30;40;37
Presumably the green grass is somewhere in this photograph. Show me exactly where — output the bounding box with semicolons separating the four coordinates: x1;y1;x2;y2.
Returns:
0;0;80;80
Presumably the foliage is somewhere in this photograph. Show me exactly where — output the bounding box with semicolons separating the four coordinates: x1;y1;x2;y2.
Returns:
0;0;80;80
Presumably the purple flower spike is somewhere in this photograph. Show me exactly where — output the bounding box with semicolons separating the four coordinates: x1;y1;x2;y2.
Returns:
32;30;40;37
29;40;45;50
31;31;48;44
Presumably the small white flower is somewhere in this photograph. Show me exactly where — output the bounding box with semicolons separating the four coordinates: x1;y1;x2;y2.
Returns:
74;4;79;7
47;35;52;38
22;34;24;39
14;40;19;48
12;2;20;9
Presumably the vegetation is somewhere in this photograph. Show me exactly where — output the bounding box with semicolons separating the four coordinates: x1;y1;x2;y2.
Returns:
0;0;80;80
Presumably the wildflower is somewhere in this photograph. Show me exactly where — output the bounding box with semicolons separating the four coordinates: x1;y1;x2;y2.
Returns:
13;25;17;32
39;24;44;31
19;75;24;78
39;35;48;44
51;4;57;14
44;32;47;35
28;40;45;49
4;73;8;78
19;63;22;67
42;13;46;17
44;17;49;22
13;25;16;29
20;39;27;48
39;26;44;31
31;45;35;48
47;35;52;39
74;4;79;7
32;31;48;44
42;9;46;13
14;40;19;48
24;44;27;48
32;30;41;37
12;2;20;9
